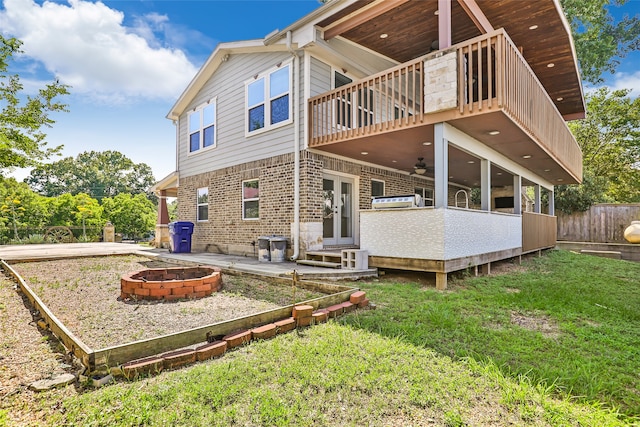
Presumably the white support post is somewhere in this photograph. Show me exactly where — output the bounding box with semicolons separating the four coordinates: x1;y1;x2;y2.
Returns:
481;159;491;211
513;175;522;215
549;188;555;216
434;123;448;208
534;184;541;213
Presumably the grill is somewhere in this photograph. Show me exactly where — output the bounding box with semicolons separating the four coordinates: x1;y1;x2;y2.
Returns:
372;194;423;209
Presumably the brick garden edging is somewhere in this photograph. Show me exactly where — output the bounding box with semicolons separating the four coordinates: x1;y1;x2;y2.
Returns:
120;266;222;301
120;291;371;379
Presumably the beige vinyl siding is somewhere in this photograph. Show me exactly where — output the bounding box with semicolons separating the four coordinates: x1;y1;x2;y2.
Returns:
178;51;299;178
310;56;331;96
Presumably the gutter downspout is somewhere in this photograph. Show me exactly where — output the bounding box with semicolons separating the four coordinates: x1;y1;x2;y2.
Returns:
287;30;301;261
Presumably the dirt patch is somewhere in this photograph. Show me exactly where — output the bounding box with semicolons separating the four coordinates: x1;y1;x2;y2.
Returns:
9;255;325;349
0;274;78;426
377;269;437;287
510;311;561;338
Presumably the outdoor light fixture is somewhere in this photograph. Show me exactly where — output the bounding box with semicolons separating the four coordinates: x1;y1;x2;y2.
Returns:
379;33;388;39
488;130;500;135
414;157;427;175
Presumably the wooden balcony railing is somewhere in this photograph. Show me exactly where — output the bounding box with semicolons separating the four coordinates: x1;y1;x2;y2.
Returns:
309;58;425;145
522;211;557;252
456;29;582;180
308;29;582;180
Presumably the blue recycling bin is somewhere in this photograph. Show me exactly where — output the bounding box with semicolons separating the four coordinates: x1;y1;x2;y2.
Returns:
169;221;194;253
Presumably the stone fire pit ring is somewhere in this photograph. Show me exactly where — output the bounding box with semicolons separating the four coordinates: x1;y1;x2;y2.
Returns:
120;266;222;301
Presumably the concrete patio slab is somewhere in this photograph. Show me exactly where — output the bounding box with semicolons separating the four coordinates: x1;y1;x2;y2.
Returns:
0;242;155;261
0;243;377;280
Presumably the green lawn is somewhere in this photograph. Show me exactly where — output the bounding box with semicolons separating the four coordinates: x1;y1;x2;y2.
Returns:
344;250;640;420
32;250;638;426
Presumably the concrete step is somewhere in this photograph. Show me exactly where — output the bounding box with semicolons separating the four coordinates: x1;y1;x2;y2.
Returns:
296;259;342;269
304;251;342;263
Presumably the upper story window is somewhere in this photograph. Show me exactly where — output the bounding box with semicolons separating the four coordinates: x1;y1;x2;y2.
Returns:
246;63;291;135
189;100;216;153
242;179;259;220
197;187;209;221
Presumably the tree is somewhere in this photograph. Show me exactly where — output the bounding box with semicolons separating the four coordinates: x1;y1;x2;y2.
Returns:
26;150;156;202
48;192;103;228
0;36;69;173
102;193;156;240
555;88;640;212
561;0;640;84
554;171;613;214
73;193;103;239
0;176;50;240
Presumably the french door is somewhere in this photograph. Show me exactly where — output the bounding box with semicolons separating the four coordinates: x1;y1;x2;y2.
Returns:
322;174;355;246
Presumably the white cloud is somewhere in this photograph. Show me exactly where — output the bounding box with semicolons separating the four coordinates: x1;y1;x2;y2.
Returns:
0;0;199;102
607;70;640;98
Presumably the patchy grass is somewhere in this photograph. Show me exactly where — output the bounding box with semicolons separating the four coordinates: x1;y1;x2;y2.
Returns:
3;249;637;425
222;274;325;306
343;250;640;420
49;322;623;426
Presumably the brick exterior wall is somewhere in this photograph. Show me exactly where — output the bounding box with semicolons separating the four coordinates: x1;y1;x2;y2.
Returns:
177;150;464;255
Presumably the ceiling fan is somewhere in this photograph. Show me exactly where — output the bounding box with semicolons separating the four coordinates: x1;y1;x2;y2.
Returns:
414;157;428;175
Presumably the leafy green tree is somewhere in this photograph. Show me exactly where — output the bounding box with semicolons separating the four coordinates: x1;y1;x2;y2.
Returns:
555;88;639;212
0;177;50;240
561;0;640;84
72;193;103;239
554;171;613;214
102;193;156;240
47;193;103;228
167;199;178;222
0;36;69;173
26;150;156;202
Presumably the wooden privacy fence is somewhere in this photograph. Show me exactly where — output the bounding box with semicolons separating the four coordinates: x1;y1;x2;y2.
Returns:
557;204;640;243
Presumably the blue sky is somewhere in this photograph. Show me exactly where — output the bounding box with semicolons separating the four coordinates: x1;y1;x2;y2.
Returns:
0;0;638;183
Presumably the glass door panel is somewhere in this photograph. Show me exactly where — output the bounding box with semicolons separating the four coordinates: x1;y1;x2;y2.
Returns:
323;178;335;241
323;174;354;246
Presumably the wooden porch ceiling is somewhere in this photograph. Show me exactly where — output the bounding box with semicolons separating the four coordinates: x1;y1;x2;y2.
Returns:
317;0;584;119
309;110;577;187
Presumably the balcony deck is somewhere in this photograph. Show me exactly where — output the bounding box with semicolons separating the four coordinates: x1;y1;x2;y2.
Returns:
308;29;582;185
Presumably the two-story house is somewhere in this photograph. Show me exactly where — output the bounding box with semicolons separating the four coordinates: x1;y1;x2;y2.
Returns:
153;0;584;288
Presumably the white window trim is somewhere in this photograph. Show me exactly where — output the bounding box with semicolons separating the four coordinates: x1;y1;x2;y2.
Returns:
371;179;385;198
244;61;293;137
187;97;217;156
196;187;209;222
415;186;434;206
242;179;260;221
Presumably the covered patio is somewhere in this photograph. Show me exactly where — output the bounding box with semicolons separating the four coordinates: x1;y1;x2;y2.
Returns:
150;171;178;249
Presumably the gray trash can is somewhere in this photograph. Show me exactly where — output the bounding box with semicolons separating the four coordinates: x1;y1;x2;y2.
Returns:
258;236;271;262
269;236;287;263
